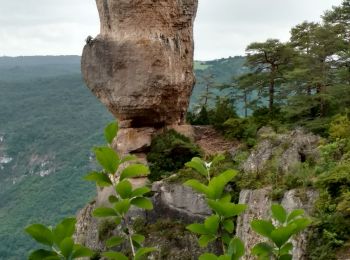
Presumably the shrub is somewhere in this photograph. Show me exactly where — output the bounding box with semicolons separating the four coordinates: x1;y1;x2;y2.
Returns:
223;117;258;146
329;114;350;140
147;130;201;181
209;98;238;130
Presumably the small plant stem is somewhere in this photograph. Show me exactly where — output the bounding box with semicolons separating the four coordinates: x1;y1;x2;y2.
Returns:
123;215;136;257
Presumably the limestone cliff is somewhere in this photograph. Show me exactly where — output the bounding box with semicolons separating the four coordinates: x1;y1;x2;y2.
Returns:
82;0;198;127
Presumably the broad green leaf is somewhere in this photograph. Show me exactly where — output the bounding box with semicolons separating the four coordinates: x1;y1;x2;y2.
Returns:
279;254;293;260
84;171;112;187
116;179;133;199
94;147;119;174
132;234;145;246
92;207;118;218
208;169;237;199
227;238;245;259
102;251;128;260
218;256;231;260
199;234;217;247
120;164;149;181
53;218;76;245
25;224;53;247
185;159;208;177
271;204;287;223
223;219;235;233
219;193;232;203
120;154;137;164
131;197;153;210
280;242;293;255
251;242;273;256
28;249;57;260
199;253;218;260
134;247;157;260
204;215;220;234
106;236;125;248
186;223;208;235
184;179;212;197
270;226;295;248
108;195;119;203
71;245;94;258
60;237;74;258
114;216;122;226
104;121;118;144
289;218;312;233
132;187;151;197
287;209;305;223
207;200;246;217
251;220;275;237
114;199;131;215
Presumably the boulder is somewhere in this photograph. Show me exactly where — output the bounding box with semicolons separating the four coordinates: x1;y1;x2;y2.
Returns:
82;0;198;127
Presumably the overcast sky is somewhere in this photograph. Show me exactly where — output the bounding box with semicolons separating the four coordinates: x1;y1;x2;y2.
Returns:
0;0;343;60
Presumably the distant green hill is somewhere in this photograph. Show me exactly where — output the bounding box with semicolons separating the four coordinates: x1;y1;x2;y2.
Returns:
0;56;244;259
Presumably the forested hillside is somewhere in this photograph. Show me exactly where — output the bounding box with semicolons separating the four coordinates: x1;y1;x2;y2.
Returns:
0;55;242;259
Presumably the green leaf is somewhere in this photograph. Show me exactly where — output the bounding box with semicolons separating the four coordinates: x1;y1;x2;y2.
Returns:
219;193;232;203
104;121;118;144
132;234;145;247
251;220;275;237
185;158;208;177
289;218;312;233
199;253;218;260
53;217;76;245
25;224;53;247
186;223;208;235
92;207;118;218
106;236;125;248
223;219;235;233
279;254;293;260
84;171;112;187
114;216;122;226
120;164;149;181
204;215;220;234
251;242;273;257
287;209;305;223
116;179;133;199
94;146;119;174
270;226;295;248
114;199;131;215
71;245;94;258
207;200;247;217
208;169;237;199
198;234;217;247
227;237;245;259
120;154;137;164
271;204;287;223
280;242;293;255
134;247;157;260
28;249;57;260
132;187;151;197
60;237;74;258
184;179;212;197
218;256;231;260
102;251;128;260
131;197;153;210
108;195;119;203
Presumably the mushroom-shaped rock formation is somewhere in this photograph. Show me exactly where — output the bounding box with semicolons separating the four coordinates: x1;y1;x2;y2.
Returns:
82;0;198;128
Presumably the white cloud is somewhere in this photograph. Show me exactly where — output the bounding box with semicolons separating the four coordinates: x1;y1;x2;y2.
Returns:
0;0;344;59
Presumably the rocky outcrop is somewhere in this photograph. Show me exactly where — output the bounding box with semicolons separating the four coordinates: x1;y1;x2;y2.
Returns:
236;188;318;260
243;128;320;174
150;181;210;222
74;181;210;256
236;188;272;260
82;0;198;127
281;189;319;260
